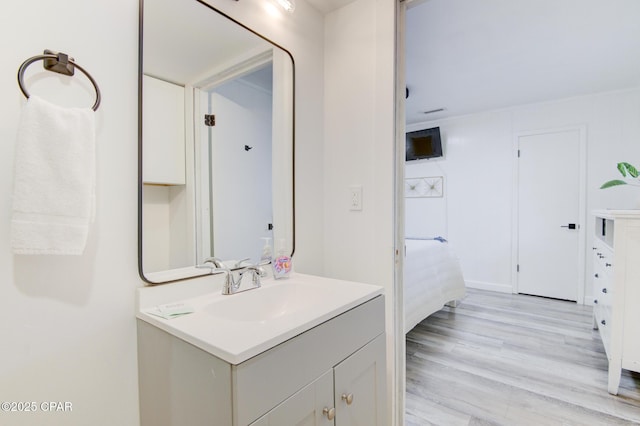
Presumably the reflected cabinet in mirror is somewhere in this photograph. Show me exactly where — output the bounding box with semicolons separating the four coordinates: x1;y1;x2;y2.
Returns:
138;0;295;283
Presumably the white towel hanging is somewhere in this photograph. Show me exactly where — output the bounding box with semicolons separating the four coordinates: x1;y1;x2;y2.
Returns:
11;95;96;255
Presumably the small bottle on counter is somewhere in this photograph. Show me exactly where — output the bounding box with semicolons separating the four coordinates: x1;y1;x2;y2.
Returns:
272;239;292;279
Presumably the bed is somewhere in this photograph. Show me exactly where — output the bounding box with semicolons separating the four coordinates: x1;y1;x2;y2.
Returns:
404;237;466;334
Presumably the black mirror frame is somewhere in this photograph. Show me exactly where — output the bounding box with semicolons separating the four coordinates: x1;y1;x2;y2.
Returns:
137;0;296;284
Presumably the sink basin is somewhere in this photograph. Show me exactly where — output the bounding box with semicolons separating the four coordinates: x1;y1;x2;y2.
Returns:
204;283;327;323
137;272;383;364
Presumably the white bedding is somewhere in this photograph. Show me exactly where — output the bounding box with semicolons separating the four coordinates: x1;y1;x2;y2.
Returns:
404;238;466;333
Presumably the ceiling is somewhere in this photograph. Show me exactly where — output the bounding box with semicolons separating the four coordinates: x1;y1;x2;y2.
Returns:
144;0;273;86
305;0;356;14
405;0;640;125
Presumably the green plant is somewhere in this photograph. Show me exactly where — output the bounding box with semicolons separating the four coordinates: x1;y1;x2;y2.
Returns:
601;162;640;189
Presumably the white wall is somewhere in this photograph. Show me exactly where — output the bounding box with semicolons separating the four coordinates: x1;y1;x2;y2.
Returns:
0;2;140;425
324;0;395;287
0;0;325;425
324;0;396;423
406;88;640;301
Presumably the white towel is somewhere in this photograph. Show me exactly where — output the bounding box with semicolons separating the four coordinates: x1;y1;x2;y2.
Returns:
11;96;96;255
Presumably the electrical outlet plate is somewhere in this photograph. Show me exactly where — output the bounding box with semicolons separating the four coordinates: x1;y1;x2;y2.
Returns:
349;185;362;211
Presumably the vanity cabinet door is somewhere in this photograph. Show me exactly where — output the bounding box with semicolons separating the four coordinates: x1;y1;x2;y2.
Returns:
333;334;386;426
249;370;334;426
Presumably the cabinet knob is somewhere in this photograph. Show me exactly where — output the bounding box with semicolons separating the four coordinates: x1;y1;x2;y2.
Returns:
322;407;335;420
606;263;612;267
602;288;607;294
594;273;599;278
341;393;354;405
601;319;606;326
594;299;598;304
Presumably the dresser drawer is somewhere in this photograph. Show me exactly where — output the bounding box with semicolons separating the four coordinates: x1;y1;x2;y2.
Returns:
594;303;612;358
593;262;613;307
594;245;614;278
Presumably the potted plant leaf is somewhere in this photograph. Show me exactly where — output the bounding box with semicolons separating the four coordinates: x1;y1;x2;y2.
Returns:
601;162;640;189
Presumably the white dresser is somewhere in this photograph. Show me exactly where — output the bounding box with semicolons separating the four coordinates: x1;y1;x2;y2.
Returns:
592;210;640;394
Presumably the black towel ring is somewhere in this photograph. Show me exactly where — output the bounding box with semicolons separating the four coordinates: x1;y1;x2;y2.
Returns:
17;50;101;111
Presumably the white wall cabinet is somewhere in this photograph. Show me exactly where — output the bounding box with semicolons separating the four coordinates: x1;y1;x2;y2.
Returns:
592;210;640;394
137;296;386;425
142;74;186;185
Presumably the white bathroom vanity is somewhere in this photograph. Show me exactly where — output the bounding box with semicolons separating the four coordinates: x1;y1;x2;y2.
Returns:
136;273;386;425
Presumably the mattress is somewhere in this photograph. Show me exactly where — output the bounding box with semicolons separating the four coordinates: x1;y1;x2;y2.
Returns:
404;238;466;333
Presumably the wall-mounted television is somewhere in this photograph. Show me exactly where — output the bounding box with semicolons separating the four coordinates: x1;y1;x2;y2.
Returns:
406;127;443;161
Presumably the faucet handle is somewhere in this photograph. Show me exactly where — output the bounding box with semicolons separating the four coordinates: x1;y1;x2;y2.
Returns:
254;265;267;277
197;257;225;271
234;258;251;268
203;257;226;269
240;264;266;288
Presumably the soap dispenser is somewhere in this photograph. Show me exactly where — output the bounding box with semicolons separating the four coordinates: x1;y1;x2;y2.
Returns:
259;237;273;264
272;239;292;279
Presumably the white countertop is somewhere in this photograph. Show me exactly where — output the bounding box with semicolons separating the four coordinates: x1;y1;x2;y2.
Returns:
136;272;384;365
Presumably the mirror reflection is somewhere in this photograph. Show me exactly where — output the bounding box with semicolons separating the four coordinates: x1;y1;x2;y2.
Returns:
139;0;294;283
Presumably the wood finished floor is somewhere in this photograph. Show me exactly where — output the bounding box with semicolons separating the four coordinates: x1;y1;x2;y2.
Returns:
405;289;640;426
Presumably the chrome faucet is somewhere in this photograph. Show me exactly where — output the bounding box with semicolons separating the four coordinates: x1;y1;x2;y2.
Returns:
201;257;267;295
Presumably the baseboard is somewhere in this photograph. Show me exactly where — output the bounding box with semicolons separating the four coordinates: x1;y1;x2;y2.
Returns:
465;280;513;294
466;280;595;304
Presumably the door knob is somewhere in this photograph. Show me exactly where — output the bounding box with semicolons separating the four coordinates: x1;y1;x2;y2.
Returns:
322;407;335;420
341;393;354;405
560;223;578;229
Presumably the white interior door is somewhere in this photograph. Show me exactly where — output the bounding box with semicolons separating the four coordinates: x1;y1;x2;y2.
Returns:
516;128;584;301
209;75;273;263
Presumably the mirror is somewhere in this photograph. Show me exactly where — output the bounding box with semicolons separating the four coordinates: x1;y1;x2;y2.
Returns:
138;0;295;283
